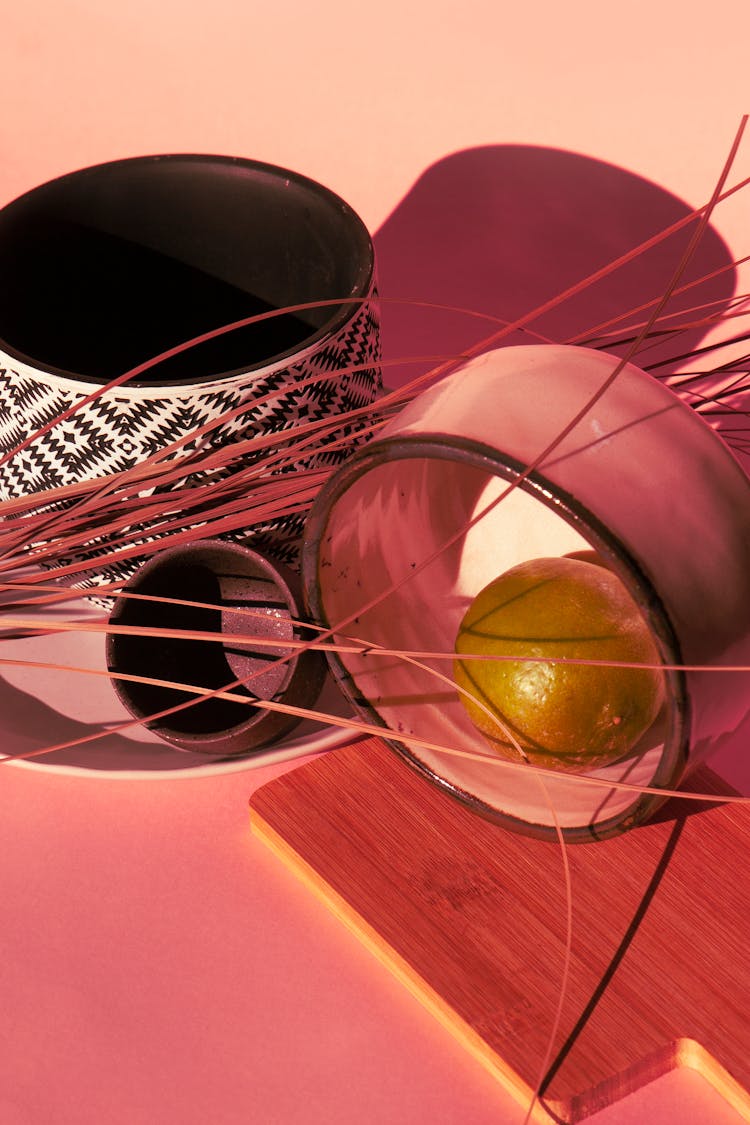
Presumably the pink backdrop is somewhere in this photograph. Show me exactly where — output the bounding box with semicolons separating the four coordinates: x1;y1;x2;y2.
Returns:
2;2;749;1122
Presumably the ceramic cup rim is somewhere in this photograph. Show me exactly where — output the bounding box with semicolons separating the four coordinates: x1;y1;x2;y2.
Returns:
105;538;327;754
0;152;376;388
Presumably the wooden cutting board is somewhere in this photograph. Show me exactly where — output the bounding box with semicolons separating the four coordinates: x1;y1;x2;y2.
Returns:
249;735;750;1123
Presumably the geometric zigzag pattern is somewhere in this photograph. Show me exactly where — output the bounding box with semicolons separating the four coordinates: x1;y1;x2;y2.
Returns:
0;294;381;593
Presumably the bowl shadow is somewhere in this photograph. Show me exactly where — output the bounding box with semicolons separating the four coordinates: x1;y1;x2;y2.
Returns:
374;144;736;389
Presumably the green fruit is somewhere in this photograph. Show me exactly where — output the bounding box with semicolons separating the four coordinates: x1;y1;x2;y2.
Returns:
453;556;664;772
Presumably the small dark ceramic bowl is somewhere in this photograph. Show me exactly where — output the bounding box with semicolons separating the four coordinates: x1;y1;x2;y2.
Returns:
303;344;750;841
106;540;327;756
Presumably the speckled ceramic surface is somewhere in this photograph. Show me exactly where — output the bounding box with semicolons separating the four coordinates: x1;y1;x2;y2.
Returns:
303;344;750;840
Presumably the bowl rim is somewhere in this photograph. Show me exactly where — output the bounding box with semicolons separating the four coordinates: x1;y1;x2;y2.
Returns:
0;152;376;388
106;537;327;755
302;432;690;843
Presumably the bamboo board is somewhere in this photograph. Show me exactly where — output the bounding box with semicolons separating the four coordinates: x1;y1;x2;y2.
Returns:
249;736;750;1123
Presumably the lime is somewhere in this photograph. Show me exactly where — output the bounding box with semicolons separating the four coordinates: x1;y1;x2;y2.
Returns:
453;555;665;772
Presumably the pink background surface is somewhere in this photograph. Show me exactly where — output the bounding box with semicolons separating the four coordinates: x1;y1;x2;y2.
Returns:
2;2;750;1122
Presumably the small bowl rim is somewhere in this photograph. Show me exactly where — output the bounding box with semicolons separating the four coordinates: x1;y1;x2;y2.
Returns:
106;538;327;756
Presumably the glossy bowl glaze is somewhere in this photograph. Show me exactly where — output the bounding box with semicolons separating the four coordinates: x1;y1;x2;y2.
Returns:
303;344;750;841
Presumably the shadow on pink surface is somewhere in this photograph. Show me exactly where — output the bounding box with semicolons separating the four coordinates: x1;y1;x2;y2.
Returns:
374;144;736;388
374;144;750;802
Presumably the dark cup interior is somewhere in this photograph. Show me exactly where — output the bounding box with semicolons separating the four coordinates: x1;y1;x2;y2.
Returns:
0;155;374;384
106;541;327;753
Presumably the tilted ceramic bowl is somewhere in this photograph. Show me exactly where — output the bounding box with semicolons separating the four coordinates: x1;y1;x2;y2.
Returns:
303;344;750;841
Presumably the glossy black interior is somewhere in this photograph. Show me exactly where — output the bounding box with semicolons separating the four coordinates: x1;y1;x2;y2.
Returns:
0;156;373;384
108;555;293;736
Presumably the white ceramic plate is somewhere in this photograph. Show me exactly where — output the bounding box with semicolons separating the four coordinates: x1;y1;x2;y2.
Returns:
0;601;353;778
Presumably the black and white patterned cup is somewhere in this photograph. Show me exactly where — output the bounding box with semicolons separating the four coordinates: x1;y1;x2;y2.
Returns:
0;154;381;589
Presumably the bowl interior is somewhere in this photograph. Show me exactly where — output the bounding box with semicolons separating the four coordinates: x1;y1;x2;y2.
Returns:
0;156;373;383
310;451;673;837
106;541;327;752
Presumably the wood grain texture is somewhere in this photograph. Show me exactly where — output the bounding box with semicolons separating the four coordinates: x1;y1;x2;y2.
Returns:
249;736;750;1123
